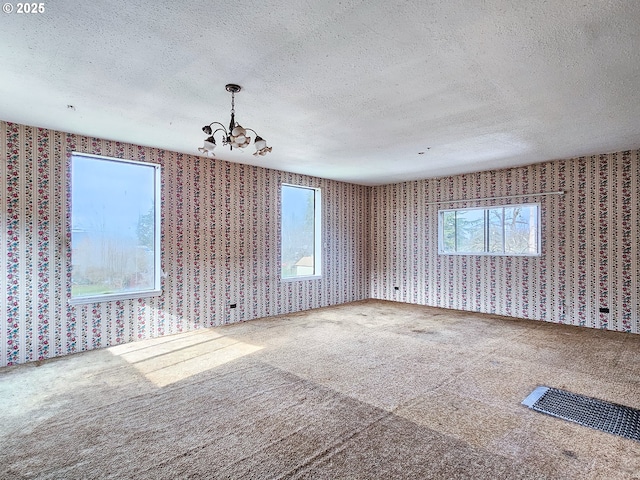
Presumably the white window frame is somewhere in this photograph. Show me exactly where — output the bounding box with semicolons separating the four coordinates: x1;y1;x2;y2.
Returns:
281;183;322;281
438;203;541;256
69;153;162;304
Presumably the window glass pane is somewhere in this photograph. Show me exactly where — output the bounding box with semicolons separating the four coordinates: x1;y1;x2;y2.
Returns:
438;203;539;256
504;206;538;254
71;155;158;299
441;211;456;252
281;185;316;278
455;208;484;253
488;208;504;253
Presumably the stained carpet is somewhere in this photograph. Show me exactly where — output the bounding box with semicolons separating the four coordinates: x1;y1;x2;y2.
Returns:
2;300;640;479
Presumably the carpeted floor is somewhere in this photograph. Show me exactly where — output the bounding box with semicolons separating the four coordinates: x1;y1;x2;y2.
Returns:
1;299;639;479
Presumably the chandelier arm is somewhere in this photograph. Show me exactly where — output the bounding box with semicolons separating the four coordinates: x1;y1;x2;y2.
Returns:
244;128;258;137
207;122;228;133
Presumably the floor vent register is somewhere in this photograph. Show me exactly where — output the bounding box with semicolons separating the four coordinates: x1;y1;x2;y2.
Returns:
522;386;640;442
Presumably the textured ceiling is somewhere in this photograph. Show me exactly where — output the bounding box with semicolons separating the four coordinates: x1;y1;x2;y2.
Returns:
1;1;639;185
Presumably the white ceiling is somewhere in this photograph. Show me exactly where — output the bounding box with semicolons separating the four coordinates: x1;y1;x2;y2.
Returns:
1;1;639;185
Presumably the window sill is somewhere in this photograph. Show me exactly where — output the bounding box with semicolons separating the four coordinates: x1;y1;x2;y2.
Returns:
281;275;322;282
69;289;162;305
438;252;541;257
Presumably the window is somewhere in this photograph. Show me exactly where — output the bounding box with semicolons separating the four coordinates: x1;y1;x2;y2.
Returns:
281;184;322;279
70;153;161;303
439;204;540;256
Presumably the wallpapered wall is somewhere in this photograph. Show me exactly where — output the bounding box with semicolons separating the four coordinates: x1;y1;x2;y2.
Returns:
370;153;639;333
2;120;639;367
0;121;370;367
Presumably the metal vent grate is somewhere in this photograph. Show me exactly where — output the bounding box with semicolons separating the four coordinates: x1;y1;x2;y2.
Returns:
522;386;640;442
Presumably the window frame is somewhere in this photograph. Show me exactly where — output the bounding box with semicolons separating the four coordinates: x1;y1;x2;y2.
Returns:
280;183;322;281
69;152;162;304
438;203;541;257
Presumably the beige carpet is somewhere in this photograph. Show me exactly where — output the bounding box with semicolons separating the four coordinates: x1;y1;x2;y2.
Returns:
1;300;639;479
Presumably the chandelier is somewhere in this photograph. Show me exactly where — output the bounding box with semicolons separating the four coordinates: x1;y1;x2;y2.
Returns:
199;84;272;157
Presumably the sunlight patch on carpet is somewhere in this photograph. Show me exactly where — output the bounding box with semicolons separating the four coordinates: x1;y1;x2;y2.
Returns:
109;330;263;387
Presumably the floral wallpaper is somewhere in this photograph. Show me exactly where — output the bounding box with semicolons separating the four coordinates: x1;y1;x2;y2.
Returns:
1;121;370;366
370;153;639;333
2;119;639;368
